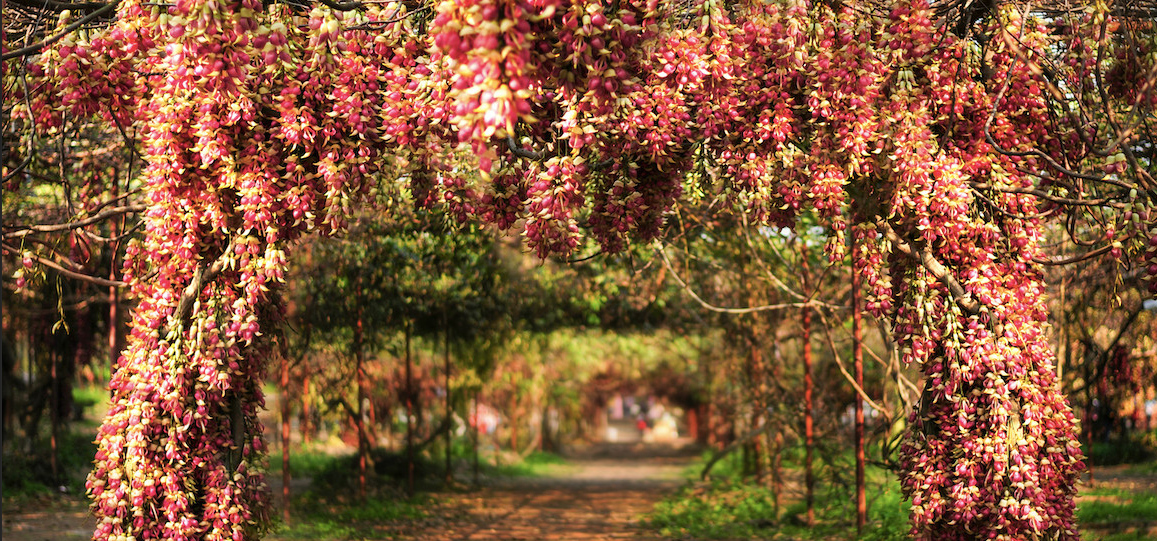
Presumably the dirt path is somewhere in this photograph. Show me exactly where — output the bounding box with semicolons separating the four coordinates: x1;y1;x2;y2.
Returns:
2;494;95;541
404;442;698;541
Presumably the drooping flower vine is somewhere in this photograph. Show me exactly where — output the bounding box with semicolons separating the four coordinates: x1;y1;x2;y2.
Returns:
5;0;1154;539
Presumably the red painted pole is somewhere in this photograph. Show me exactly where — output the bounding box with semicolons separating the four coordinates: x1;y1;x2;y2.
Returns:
280;347;291;524
852;237;867;533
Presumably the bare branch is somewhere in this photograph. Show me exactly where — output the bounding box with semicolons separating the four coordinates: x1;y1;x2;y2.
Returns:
815;309;890;415
3;204;145;239
7;0;111;12
2;241;127;287
167;238;238;333
1;2;120;61
1032;244;1113;266
654;241;840;314
316;0;363;11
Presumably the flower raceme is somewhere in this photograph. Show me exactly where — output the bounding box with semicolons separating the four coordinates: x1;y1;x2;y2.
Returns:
10;0;1154;539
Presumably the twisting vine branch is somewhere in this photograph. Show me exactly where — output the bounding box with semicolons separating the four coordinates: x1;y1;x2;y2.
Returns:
878;221;980;315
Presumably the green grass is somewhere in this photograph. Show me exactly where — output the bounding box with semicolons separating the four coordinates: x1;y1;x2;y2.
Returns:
287;449;350;478
650;446;909;541
1121;459;1157;476
1079;487;1157;525
647;476;910;541
270;448;569;539
2;428;97;500
489;451;572;477
274;492;430;540
1089;439;1156;467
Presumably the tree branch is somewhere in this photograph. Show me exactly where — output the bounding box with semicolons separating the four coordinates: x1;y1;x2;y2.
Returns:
4;204;145;239
1032;244;1113;266
700;421;776;480
316;0;363;11
167;238;237;335
815;309;890;416
878;221;980;315
2;241;127;287
505;136;544;161
1;2;120;61
8;0;111;12
654;241;839;314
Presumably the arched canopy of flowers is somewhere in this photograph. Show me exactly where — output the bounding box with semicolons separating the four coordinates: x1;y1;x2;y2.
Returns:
2;0;1154;539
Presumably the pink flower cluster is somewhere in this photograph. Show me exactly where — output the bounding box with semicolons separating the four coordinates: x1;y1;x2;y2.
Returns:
20;0;1136;539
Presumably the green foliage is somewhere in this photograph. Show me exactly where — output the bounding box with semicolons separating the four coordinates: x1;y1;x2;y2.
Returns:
649;458;910;541
488;451;572;478
287;450;348;479
274;491;429;540
648;481;783;539
1089;433;1157;467
1078;487;1157;541
2;428;97;499
306;449;441;493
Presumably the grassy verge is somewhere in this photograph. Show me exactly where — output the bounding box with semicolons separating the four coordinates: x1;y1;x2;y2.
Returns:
2;385;105;502
647;469;908;541
649;446;1157;541
489;450;573;477
270;446;570;539
272;491;431;540
1079;487;1157;541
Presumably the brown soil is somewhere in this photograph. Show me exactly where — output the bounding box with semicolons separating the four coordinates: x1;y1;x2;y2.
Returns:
405;442;698;541
2;493;95;541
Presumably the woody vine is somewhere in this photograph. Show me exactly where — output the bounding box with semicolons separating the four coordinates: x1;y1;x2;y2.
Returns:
2;0;1155;539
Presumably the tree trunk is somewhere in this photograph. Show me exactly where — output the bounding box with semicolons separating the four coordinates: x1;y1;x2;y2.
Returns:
852;241;867;534
280;346;291;525
405;324;415;496
1085;364;1095;486
472;390;480;486
109;180;122;375
50;345;60;484
355;304;367;500
443;323;452;484
301;372;312;445
802;304;815;526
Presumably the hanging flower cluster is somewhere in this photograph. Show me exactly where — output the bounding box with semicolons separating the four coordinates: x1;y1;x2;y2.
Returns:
13;0;1155;539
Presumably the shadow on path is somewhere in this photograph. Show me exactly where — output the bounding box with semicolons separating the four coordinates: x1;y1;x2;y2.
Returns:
409;440;701;541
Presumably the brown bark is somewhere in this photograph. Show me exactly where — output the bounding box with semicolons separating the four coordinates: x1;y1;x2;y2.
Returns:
355;305;367;500
405;324;415;495
852;241;867;533
108;181;122;374
50;346;59;484
280;346;291;525
443;323;452;484
802;304;815;526
472;391;480;486
687;407;699;442
301;372;312;445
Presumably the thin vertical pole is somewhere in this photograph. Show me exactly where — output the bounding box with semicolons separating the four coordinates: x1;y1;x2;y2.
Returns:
355;301;367;500
472;390;480;486
444;322;452;483
405;324;415;496
799;238;816;527
802;304;815;526
301;372;312;444
50;344;60;484
852;237;867;533
108;179;121;376
280;345;292;525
